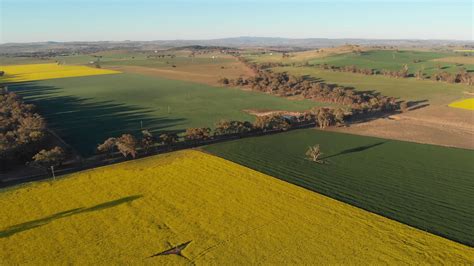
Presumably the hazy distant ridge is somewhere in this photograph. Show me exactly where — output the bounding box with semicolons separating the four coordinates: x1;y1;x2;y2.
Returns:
1;37;472;54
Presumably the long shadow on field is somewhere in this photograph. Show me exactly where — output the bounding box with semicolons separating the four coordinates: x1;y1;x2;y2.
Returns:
0;73;23;84
8;82;186;156
301;75;325;83
321;141;387;160
0;195;142;238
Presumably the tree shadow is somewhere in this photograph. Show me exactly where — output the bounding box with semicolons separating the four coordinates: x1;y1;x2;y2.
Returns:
408;104;430;111
0;73;30;84
9;82;187;156
406;99;428;108
348;88;382;97
301;75;325;83
0;195;142;238
407;99;429;111
321;141;387;160
149;240;192;258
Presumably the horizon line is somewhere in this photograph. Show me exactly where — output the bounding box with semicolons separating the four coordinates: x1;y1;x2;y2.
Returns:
1;36;473;45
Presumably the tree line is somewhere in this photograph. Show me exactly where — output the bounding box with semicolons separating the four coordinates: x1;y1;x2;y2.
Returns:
219;57;399;115
0;89;69;173
316;63;473;85
0;91;46;164
237;54;473;86
96;109;348;160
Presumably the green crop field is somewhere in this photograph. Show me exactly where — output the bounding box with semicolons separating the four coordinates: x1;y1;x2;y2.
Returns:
100;56;233;68
1;50;231;68
308;50;474;75
276;66;470;104
0;56;56;65
244;52;292;64
9;73;324;156
62;51;234;68
54;53;148;65
53;52;231;67
0;52;148;66
204;129;474;246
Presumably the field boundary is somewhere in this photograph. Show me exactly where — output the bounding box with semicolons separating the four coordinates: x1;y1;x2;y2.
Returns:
0;122;319;189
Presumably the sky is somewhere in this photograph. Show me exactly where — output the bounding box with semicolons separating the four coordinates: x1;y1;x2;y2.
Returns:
0;0;472;43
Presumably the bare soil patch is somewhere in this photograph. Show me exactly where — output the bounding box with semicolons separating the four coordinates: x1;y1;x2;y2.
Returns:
108;59;254;86
291;45;369;61
432;56;474;65
330;105;474;149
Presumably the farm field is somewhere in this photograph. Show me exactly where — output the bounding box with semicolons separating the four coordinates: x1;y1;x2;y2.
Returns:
106;55;254;86
94;50;252;85
245;45;361;64
112;63;253;86
56;51;150;65
0;56;56;65
203;129;474;246
9;73;323;156
1;51;227;65
433;56;474;65
273;66;474;148
307;50;474;75
0;50;253;86
276;66;469;103
1;150;473;264
0;63;120;83
327;108;474;149
0;51;149;66
2;0;474;264
449;98;474;110
1;49;253;86
101;55;233;68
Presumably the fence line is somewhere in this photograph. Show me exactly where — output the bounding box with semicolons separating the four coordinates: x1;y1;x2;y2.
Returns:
0;122;317;188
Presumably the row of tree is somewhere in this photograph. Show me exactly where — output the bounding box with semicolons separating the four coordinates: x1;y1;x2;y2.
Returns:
430;69;473;85
319;63;411;78
220;58;399;114
97;109;347;159
0;89;70;173
316;63;473;85
0;90;48;168
97;130;179;159
16;109;348;173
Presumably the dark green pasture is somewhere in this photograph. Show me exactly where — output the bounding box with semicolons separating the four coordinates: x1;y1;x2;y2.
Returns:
9;73;322;155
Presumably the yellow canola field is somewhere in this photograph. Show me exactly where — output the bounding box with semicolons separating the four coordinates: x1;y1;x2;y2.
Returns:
449;98;474;110
0;63;120;83
1;150;473;264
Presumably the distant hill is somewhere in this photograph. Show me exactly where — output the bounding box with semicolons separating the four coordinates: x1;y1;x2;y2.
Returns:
1;37;472;54
148;37;474;49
